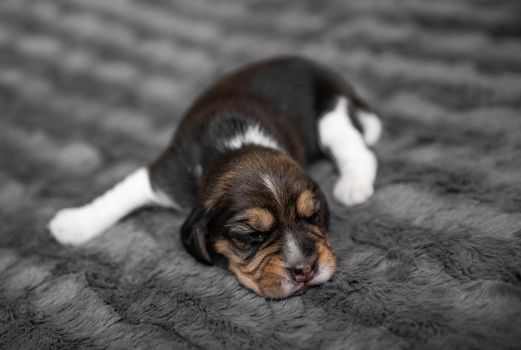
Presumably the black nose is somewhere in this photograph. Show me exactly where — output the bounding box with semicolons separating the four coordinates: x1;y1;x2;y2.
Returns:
289;260;318;283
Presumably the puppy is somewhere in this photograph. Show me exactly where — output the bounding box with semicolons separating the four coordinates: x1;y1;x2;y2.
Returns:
49;57;382;298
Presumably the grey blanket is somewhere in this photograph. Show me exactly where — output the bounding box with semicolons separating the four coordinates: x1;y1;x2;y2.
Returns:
1;0;520;349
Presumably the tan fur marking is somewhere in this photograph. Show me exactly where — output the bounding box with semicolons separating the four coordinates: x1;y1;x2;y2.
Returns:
296;190;316;217
244;208;274;232
241;245;280;274
215;239;260;291
216;238;289;297
214;240;243;265
255;255;288;298
229;263;261;294
316;240;337;271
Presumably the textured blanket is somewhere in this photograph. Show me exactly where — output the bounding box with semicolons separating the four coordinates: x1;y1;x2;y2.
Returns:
1;0;520;349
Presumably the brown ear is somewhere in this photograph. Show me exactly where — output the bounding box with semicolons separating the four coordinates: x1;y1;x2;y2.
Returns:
180;205;213;265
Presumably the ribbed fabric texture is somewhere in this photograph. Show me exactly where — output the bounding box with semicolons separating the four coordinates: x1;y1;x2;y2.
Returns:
0;0;520;349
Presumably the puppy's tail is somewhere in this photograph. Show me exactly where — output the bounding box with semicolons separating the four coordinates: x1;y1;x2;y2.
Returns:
309;59;382;147
356;109;382;146
48;167;166;245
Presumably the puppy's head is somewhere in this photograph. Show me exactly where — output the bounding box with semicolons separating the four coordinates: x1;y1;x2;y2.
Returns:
181;147;336;298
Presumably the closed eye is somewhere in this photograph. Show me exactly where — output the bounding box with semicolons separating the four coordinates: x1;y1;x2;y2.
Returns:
305;212;320;225
226;220;270;245
247;231;267;244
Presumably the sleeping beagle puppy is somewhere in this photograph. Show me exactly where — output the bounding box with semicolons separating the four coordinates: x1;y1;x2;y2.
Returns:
48;57;382;298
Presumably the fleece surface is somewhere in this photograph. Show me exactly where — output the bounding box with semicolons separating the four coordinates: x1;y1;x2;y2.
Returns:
1;0;521;349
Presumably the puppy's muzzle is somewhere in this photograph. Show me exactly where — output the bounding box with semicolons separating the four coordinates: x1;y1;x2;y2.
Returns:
288;260;318;283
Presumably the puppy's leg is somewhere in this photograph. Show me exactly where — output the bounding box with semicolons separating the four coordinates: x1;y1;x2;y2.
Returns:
318;97;379;206
49;167;172;245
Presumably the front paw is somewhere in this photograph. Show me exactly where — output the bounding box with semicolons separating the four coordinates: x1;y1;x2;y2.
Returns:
333;176;374;206
48;207;101;245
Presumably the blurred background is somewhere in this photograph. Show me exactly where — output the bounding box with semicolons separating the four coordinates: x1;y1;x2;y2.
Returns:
1;0;521;349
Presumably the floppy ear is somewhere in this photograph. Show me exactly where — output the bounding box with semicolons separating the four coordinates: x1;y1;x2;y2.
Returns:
180;205;213;265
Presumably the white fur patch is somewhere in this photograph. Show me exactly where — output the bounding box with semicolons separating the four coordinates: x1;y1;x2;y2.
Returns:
260;173;280;200
281;279;306;298
318;97;378;206
357;110;382;146
224;125;280;151
48;167;165;245
284;234;305;267
194;164;203;178
307;265;335;286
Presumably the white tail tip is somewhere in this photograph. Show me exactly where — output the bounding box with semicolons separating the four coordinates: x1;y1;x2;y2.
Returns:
358;111;382;146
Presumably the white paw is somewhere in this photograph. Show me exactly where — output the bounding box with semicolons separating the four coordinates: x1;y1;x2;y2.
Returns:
48;207;103;245
333;176;374;206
